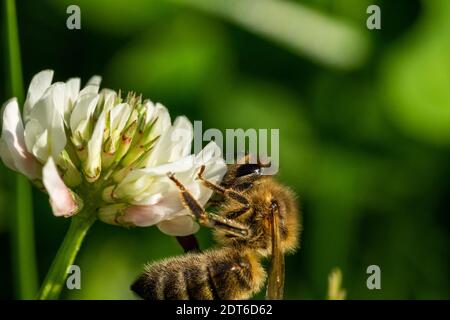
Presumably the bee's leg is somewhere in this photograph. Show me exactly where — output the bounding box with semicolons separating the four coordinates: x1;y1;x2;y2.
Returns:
197;166;251;219
205;198;223;208
167;173;250;238
197;165;250;208
224;206;251;220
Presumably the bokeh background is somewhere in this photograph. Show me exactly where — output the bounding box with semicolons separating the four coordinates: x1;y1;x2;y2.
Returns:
1;0;449;299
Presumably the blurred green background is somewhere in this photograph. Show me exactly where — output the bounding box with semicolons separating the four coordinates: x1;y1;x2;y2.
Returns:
1;0;449;299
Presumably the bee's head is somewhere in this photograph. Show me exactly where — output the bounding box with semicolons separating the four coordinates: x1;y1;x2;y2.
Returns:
221;154;270;190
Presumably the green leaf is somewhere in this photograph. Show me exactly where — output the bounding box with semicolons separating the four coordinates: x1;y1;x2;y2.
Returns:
175;0;371;69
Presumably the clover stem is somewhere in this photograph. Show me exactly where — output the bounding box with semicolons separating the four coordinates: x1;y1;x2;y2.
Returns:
4;0;39;299
36;208;96;300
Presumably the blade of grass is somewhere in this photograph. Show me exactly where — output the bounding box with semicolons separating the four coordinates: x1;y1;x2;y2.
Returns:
3;0;39;299
174;0;371;69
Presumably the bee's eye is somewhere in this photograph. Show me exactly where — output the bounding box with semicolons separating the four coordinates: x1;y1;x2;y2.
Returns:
236;163;261;177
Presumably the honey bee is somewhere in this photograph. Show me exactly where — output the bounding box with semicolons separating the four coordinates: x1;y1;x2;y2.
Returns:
131;156;301;300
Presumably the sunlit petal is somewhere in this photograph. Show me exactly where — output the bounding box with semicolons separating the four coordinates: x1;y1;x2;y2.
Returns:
42;158;80;217
23;69;54;119
0;98;40;179
157;215;200;236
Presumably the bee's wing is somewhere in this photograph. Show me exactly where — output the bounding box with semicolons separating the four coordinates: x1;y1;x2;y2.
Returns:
265;210;285;300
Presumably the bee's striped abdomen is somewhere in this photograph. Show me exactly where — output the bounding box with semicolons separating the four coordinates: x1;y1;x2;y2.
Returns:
131;247;266;300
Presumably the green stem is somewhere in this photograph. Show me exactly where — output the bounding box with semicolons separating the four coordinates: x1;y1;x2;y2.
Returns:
36;209;96;300
12;177;38;299
4;0;23;99
3;0;39;299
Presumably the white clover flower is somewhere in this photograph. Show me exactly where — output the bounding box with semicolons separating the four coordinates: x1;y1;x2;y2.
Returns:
0;70;226;236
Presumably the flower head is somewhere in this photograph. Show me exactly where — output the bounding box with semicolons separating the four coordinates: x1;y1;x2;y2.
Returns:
0;70;226;236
